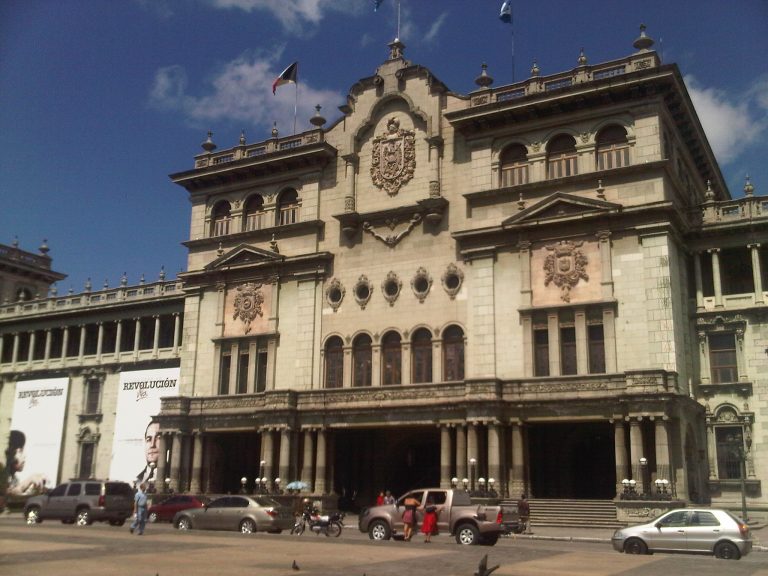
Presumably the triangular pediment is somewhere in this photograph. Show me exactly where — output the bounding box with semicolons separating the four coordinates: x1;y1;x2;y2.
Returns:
204;244;284;271
502;192;621;226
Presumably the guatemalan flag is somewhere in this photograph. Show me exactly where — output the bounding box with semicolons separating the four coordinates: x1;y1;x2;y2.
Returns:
499;1;513;24
272;62;298;94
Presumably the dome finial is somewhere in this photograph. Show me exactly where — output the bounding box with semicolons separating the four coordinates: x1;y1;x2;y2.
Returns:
744;174;754;196
577;48;588;67
201;131;217;153
633;24;655;52
474;63;494;89
310;105;326;127
530;59;540;77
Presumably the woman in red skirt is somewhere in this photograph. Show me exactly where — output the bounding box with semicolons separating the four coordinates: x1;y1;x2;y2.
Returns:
420;498;442;543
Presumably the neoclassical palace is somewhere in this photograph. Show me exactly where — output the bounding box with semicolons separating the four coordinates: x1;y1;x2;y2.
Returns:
1;28;765;521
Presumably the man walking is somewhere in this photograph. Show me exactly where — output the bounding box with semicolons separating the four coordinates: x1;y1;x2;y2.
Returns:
130;482;148;535
517;493;530;534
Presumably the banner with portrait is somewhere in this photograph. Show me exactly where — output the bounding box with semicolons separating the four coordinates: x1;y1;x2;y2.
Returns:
109;368;179;486
6;377;70;495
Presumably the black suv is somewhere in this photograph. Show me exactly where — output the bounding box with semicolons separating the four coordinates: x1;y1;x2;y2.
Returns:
24;480;134;526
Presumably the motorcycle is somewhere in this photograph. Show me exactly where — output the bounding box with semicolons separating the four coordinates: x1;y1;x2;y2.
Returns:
290;507;344;537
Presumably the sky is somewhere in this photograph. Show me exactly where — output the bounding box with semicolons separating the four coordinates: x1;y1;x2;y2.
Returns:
1;0;767;295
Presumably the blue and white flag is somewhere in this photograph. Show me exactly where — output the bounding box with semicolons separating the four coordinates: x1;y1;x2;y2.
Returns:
374;0;383;12
499;1;513;24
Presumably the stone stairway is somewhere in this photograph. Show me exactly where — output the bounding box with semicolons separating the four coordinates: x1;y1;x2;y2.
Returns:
501;498;623;529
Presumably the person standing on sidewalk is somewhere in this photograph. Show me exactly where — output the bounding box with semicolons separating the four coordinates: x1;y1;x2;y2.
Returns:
517;493;530;534
130;483;148;535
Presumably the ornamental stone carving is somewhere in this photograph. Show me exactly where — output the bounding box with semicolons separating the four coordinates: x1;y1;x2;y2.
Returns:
371;117;416;196
232;282;264;334
544;240;589;302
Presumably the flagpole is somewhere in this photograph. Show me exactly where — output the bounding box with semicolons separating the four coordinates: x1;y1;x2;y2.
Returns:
397;0;401;39
511;20;515;82
293;63;299;134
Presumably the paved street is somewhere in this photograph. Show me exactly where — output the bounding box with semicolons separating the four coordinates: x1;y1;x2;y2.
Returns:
0;514;766;576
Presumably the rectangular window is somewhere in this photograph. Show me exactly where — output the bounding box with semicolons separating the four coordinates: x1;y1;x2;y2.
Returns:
547;155;578;179
85;379;101;414
709;333;737;383
412;346;432;384
237;350;249;394
560;327;577;375
715;426;745;480
501;164;529;187
588;324;606;373
533;329;550;376
255;349;268;392
78;444;95;479
219;351;231;395
598;146;630;170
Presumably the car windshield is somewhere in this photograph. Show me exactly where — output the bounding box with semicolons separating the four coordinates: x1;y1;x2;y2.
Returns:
253;496;280;507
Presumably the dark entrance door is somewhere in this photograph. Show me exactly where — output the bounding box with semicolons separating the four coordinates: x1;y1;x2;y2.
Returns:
333;427;439;508
207;432;261;494
528;422;615;499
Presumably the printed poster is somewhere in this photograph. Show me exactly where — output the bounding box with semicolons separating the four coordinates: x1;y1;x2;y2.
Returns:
109;368;179;486
5;378;70;495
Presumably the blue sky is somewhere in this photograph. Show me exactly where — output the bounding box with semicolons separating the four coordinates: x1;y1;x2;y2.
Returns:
2;0;767;294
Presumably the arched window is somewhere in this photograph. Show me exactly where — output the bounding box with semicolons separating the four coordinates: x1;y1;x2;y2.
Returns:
596;125;629;170
243;194;266;232
411;328;433;384
352;334;372;387
381;331;402;385
211;201;232;237
443;325;465;381
324;336;344;389
277;188;300;226
546;134;578;179
500;144;529;187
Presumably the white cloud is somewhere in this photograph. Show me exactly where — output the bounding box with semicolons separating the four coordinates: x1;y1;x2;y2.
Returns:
423;11;448;44
685;75;767;165
209;0;363;32
149;53;342;134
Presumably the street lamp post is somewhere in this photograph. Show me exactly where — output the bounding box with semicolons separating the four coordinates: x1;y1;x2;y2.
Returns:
469;458;477;492
240;477;247;494
734;434;753;522
639;457;648;496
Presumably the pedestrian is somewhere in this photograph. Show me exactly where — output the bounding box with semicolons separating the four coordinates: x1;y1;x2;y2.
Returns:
384;490;395;505
401;495;420;541
517;493;530;534
376;491;385;506
419;497;442;543
130;482;148;535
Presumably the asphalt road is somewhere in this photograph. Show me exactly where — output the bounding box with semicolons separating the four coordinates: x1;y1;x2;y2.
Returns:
0;515;766;576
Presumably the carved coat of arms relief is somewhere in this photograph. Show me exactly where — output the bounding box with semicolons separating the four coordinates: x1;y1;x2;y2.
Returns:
370;117;416;196
544;240;589;302
232;282;265;334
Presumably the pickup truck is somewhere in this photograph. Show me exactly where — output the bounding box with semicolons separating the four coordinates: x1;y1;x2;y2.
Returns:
357;488;514;545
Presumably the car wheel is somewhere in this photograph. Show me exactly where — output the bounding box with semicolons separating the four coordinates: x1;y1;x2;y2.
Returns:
326;522;342;538
481;533;499;546
714;541;741;560
176;517;191;531
239;519;256;534
25;507;42;525
624;538;648;555
109;519;125;527
75;509;92;526
148;512;158;523
368;520;391;541
455;523;480;545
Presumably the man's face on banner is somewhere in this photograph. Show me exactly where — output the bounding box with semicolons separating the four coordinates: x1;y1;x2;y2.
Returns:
144;422;160;466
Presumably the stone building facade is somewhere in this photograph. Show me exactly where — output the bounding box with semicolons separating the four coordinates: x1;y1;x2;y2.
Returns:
1;30;765;521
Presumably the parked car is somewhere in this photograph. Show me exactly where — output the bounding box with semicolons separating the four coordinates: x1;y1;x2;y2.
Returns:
612;508;752;560
173;495;294;534
24;480;134;526
358;488;512;545
148;494;210;523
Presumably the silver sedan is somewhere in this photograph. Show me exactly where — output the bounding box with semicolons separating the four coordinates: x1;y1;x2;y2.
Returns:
173;495;294;534
612;508;752;560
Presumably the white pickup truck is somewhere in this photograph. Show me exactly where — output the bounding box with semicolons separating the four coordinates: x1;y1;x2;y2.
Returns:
357;487;514;545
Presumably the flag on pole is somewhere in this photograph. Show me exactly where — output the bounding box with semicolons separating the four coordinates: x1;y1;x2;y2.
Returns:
374;0;383;12
499;1;512;24
272;62;298;95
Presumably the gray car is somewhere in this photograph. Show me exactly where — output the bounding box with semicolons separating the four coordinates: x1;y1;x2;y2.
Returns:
173;495;294;534
24;480;134;526
612;508;752;560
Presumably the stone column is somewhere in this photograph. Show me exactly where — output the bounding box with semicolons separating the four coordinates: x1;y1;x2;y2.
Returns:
455;425;467;482
706;418;717;479
173;312;181;355
371;343;381;387
169;433;182;492
602;308;617;373
43;329;52;362
596;230;614;299
440;425;452;488
11;333;19;365
96;322;104;358
698;331;711;384
487;423;501;490
748;244;764;304
628;417;645;493
427;136;442;198
401;341;411;386
133;318;141;357
27;331;35;363
709;249;723;308
262;429;275;490
518;241;532;307
510;423;525;497
0;335;4;365
189;433;204;493
693;252;705;310
278;428;291;488
155;433;168;490
342;154;358;212
114;320;122;359
78;325;86;360
547;312;560;376
614;419;628;496
654;417;671;485
575;308;587;375
342;345;352;388
301;429;314;491
153;315;161;357
315;429;327;494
